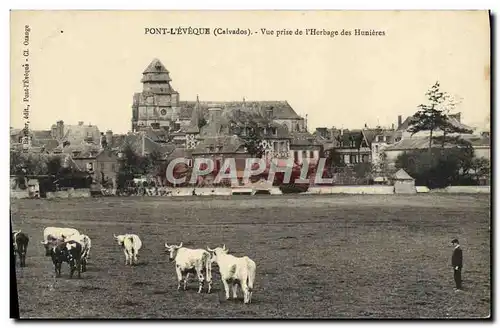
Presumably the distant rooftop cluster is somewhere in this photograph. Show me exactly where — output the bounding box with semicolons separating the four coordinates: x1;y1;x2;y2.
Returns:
10;58;490;184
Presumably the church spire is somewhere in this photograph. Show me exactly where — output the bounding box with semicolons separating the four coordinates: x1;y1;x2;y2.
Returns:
141;58;171;83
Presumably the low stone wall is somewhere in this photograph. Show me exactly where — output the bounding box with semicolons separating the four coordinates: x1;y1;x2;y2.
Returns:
168;188;233;196
46;191;70;199
416;186;430;193
10;190;30;199
430;186;490;194
69;188;91;198
269;187;283;195
46;188;91;199
304;186;395;195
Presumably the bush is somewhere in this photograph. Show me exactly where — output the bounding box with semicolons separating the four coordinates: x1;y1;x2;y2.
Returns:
395;148;488;189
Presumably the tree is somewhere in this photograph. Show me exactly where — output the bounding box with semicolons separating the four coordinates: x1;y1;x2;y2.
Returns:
326;148;346;168
395;146;482;188
116;144;150;189
10;151;48;176
198;117;208;130
46;156;62;176
242;123;265;158
470;157;490;184
408;82;449;152
353;162;373;184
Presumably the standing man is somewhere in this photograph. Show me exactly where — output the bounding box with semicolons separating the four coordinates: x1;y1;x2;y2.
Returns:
451;238;463;291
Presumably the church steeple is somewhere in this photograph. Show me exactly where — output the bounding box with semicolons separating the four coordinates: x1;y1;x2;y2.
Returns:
140;58;177;95
188;94;202;131
141;58;171;83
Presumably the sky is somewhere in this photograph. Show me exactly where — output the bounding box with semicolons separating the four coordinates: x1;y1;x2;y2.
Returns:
10;10;490;134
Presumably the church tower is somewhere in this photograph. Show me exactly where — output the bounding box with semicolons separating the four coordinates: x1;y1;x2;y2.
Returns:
132;59;181;132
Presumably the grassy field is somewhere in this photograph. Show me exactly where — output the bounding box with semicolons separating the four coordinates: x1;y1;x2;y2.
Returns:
11;194;491;319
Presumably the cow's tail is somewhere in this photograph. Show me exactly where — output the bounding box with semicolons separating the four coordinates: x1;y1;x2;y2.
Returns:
246;257;256;292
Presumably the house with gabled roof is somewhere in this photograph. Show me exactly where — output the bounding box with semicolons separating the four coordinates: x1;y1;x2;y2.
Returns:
322;128;378;166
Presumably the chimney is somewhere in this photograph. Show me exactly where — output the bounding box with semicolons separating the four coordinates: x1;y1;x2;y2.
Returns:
397;115;402;128
51;124;57;139
265;107;273;120
455;112;462;123
106;130;113;147
391;123;395;130
56;120;64;140
78;121;84;126
208;105;222;124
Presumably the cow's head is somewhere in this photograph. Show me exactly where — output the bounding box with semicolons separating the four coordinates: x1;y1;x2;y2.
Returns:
41;236;59;256
113;234;125;246
12;231;19;250
206;244;228;264
164;242;183;261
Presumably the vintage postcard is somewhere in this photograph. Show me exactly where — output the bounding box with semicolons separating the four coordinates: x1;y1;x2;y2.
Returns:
10;10;491;319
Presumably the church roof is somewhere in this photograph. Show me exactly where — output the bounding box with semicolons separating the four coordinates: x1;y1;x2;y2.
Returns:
192;135;245;155
178;100;303;121
143;58;170;74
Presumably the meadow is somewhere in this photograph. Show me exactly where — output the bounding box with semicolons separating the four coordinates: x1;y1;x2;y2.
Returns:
11;194;491;319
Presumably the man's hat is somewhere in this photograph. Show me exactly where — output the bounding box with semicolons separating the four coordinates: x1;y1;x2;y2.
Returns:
451;238;459;244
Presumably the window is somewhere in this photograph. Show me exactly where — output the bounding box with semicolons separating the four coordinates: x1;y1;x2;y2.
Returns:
112;164;116;172
100;163;105;171
344;155;350;164
375;145;379;152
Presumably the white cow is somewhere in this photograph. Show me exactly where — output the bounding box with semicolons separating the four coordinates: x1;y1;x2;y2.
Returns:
207;244;256;304
65;234;92;272
114;234;142;265
165;242;212;293
41;227;80;256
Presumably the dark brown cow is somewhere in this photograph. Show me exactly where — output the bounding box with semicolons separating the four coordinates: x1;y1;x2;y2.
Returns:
12;230;29;267
49;240;83;278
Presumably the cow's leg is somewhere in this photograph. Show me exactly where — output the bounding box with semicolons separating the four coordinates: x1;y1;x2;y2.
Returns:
123;249;129;265
69;261;75;279
197;270;205;294
206;263;212;294
133;250;138;265
184;273;190;290
222;279;230;300
241;276;249;304
77;259;81;279
176;266;183;290
232;283;238;299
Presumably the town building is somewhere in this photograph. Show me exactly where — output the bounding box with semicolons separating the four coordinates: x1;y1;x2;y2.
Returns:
131;58;321;167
